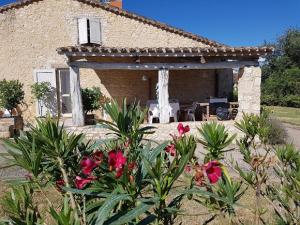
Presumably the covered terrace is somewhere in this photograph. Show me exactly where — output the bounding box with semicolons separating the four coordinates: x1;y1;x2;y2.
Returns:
57;46;273;126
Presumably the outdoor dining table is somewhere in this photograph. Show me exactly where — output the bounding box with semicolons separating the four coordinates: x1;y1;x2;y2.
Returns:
197;102;239;121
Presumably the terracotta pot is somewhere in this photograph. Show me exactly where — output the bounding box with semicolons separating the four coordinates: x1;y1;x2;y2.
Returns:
0;116;23;138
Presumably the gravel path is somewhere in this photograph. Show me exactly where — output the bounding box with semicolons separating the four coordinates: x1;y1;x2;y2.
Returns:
284;123;300;148
0;142;26;179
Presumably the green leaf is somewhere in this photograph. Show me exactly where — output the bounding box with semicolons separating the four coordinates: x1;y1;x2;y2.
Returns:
105;202;154;225
95;194;132;225
136;215;157;225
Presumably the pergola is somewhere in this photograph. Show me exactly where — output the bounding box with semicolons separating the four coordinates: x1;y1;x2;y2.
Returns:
57;46;273;126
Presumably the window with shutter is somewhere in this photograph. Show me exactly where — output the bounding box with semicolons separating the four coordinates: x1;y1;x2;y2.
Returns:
89;18;101;44
78;18;88;44
78;18;101;45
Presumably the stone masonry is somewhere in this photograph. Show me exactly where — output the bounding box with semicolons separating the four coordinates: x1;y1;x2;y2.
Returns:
0;0;211;123
237;66;262;118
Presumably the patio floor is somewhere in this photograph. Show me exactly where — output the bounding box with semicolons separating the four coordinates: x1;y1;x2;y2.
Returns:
66;121;241;142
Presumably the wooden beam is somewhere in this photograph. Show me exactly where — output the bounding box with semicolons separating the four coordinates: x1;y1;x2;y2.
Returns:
69;61;259;70
158;69;170;124
70;66;84;126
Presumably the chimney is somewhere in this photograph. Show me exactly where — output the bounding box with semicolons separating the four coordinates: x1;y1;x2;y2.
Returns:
106;0;123;9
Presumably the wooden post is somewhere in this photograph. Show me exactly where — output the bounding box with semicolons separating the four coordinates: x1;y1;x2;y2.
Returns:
70;66;84;126
158;69;170;124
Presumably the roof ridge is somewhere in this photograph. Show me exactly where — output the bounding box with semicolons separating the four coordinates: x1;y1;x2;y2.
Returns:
0;0;225;47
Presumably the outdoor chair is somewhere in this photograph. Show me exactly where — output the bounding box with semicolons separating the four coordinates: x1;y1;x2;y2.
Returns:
216;107;230;120
186;102;198;121
208;98;230;121
169;102;180;122
148;103;159;124
229;108;238;120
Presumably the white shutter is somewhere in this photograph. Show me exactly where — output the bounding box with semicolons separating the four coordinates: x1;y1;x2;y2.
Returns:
78;18;88;44
89;18;101;44
34;69;57;117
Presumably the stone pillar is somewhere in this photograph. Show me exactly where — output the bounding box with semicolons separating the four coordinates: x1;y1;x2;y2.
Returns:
158;69;170;124
70;66;84;126
237;66;261;119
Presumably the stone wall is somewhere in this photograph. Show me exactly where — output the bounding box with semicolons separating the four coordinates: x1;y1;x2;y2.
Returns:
0;0;210;122
79;69;218;108
237;66;262;117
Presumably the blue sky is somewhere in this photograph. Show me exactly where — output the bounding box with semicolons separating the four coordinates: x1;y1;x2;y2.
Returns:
1;0;299;46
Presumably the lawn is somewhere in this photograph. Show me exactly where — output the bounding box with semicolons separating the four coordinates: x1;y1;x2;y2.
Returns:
266;106;300;126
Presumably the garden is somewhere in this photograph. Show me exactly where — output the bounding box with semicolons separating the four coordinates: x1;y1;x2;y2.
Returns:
0;99;298;225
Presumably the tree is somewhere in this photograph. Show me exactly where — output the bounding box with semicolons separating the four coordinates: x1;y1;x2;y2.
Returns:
81;87;102;115
31;82;52;116
262;28;300;107
0;79;25;115
279;29;300;66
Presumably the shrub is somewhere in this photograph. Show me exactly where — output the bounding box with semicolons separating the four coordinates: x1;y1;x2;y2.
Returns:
0;79;24;115
31;82;52;102
81;87;102;115
100;98;154;149
198;122;236;162
31;82;52;116
235;113;300;225
267;117;287;145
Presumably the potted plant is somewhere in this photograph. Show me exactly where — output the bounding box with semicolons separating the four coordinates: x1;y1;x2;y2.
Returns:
31;81;52;117
0;79;25;137
81;87;102;125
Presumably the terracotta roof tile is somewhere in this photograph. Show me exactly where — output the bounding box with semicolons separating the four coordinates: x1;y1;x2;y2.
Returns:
57;46;274;57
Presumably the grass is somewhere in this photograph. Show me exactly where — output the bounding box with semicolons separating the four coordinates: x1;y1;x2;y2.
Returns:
266;106;300;126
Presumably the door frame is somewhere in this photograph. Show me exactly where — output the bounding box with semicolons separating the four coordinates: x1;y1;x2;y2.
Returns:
57;68;72;118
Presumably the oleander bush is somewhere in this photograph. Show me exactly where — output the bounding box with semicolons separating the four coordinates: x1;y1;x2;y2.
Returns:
0;99;299;225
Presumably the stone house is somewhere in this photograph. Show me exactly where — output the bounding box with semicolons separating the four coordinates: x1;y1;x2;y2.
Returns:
0;0;273;126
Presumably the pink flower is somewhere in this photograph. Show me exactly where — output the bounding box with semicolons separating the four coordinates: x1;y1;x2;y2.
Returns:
75;176;96;189
115;168;124;179
194;165;205;186
129;175;135;183
55;179;65;192
108;150;127;170
93;151;104;164
56;179;65;187
177;123;190;137
165;144;176;156
80;157;98;175
25;174;33;181
184;165;192;173
204;161;222;184
128;162;137;171
124;140;131;148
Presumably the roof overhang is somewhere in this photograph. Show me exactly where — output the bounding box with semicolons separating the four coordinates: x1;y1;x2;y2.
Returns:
57;46;274;59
